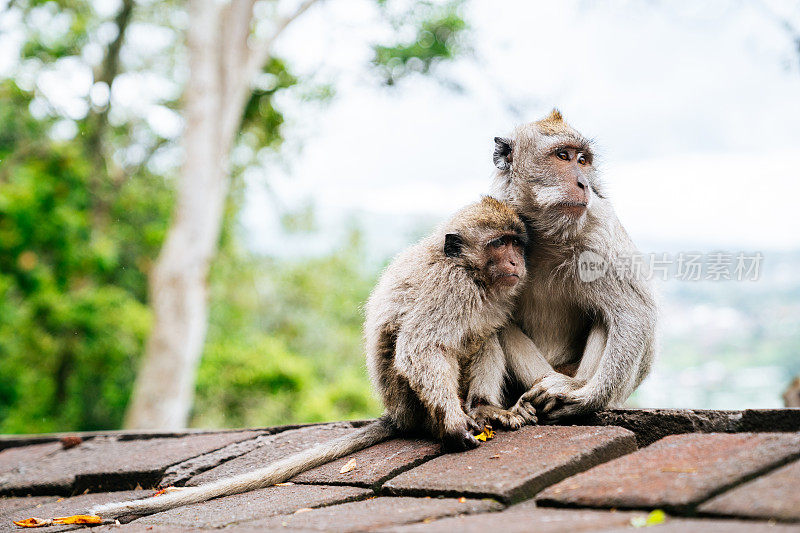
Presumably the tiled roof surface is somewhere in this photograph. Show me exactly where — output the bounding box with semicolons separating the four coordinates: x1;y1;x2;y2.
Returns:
1;408;799;532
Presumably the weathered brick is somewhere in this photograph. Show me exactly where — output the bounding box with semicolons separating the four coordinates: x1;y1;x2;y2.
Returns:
562;409;800;448
537;432;800;512
389;501;800;533
133;484;371;528
383;426;636;503
2;490;148;532
571;409;744;447
241;496;502;531
292;437;441;487
600;518;800;532
698;457;800;521
0;432;261;496
159;434;277;487
0;496;57;519
90;526;208;533
386;500;644;532
0;443;65;494
185;424;356;486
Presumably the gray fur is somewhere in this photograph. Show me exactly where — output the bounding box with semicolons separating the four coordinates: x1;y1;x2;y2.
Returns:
365;196;531;442
491;111;658;419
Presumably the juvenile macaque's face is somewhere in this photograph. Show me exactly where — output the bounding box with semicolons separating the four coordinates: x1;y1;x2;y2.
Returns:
483;233;526;290
442;197;528;290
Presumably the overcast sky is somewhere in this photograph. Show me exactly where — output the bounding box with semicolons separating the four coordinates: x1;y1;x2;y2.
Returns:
242;0;800;255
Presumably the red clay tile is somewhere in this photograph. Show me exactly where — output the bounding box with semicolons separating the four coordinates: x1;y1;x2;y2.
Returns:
698;457;800;521
388;501;644;532
133;484;371;527
383;425;636;503
537;432;800;512
292;437;441;487
0;432;260;496
240;496;502;531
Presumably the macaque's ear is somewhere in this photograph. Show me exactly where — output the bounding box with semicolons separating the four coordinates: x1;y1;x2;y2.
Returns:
493;137;513;171
444;233;464;257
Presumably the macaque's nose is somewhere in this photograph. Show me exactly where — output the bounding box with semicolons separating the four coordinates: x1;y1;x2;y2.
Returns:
576;174;588;190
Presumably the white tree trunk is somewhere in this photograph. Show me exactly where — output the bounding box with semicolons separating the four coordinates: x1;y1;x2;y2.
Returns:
125;0;229;430
125;0;318;429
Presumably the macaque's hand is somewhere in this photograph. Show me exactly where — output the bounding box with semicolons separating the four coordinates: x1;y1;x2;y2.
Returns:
469;404;533;430
514;371;589;420
441;411;482;452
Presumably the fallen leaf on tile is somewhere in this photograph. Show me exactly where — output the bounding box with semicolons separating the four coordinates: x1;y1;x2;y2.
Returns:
339;458;357;473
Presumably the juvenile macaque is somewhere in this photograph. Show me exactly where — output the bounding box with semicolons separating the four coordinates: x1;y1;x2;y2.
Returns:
91;197;532;518
366;195;535;450
492;109;658;420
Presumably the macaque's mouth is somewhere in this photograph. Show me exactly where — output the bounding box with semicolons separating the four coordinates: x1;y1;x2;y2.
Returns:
496;273;521;287
556;202;588;216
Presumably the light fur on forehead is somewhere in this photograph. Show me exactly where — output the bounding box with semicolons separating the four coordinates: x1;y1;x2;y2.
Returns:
446;196;525;236
535;108;568;135
515;108;592;150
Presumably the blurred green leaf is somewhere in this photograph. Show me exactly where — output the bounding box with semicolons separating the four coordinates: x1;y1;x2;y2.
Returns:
372;0;468;85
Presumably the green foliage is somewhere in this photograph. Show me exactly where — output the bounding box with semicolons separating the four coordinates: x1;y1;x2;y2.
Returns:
240;57;299;150
193;224;382;428
0;0;468;434
194;335;316;428
0;283;149;433
373;0;468;85
280;201;318;234
0;81;167;432
18;0;93;62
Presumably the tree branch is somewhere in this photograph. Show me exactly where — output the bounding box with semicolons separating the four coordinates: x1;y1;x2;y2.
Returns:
243;0;322;86
86;0;135;147
221;0;256;103
85;0;135;231
220;0;321;146
219;0;256;142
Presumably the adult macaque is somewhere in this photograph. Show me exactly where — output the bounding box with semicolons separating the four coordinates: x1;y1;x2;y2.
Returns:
91;197;532;518
492;109;658;420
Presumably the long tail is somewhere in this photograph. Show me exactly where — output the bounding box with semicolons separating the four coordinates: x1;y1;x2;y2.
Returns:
90;418;395;518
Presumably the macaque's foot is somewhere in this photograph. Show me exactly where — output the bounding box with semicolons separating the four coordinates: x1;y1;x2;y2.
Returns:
470;404;532;429
440;411;482;452
518;372;589;420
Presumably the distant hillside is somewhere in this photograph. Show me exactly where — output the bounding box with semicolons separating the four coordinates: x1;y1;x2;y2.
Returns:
634;250;800;409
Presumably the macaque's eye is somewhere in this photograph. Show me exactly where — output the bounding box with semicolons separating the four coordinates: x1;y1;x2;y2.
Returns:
489;237;506;249
511;236;525;247
556;150;570;161
577;153;587;165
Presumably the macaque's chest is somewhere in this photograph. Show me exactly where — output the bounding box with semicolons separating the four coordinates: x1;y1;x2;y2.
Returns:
517;276;592;366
